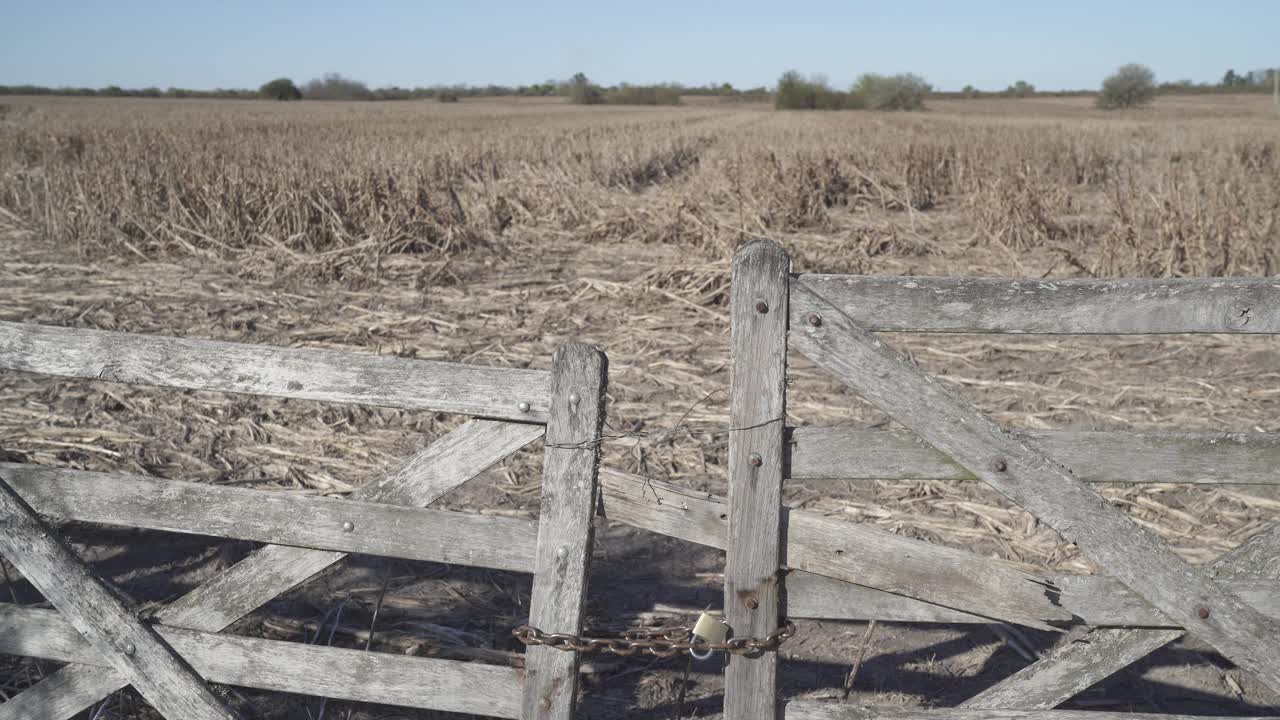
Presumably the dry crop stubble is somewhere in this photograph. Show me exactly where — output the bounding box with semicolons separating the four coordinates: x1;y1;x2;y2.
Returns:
2;93;1280;715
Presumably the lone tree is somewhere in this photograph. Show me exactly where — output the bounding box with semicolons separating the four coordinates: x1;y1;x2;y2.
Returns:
1097;63;1156;109
565;72;603;105
259;78;301;101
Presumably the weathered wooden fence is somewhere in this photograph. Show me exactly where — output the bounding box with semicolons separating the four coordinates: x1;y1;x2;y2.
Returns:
5;244;1280;719
721;239;1280;720
0;321;607;720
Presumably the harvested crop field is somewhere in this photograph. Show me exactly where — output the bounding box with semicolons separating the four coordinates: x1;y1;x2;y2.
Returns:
2;93;1280;718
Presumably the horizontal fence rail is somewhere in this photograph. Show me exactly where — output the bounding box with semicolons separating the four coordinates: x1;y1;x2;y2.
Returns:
786;428;1280;484
598;468;1278;628
797;275;1280;334
0;320;550;422
0;604;524;719
785;568;1275;627
0;463;538;573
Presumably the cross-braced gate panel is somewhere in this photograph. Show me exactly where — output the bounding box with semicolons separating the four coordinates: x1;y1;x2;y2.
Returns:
0;321;607;720
723;239;1280;720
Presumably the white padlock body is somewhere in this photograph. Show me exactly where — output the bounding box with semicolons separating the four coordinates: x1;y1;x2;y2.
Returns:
692;612;730;644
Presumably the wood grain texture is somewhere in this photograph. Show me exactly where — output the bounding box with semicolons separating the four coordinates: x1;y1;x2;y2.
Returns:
784;704;1278;720
725;239;790;720
789;278;1280;695
786;569;1279;627
599;468;1066;630
960;628;1185;710
10;419;541;720
162;419;542;630
601;466;1278;629
522;343;607;720
964;523;1280;710
0;605;524;718
787;427;1280;485
797;275;1280;334
3;462;538;573
0;477;238;720
0;320;550;421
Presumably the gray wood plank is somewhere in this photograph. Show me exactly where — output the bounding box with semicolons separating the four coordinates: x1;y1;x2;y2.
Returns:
0;605;523;719
5;419;541;720
785;703;1278;720
599;468;1066;630
0;477;238;720
725;239;790;720
0;320;550;421
960;627;1185;710
963;523;1280;710
789;275;1280;695
3;462;538;573
522;343;607;720
797;274;1280;334
786;568;1279;628
162;419;542;630
788;427;1280;485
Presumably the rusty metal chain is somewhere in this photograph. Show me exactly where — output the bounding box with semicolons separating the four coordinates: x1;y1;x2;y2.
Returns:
513;621;796;658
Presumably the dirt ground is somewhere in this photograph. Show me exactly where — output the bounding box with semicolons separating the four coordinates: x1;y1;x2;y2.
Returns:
2;94;1280;718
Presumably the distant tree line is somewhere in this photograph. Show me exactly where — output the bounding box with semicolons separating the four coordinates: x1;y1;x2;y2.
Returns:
0;72;772;105
773;71;932;111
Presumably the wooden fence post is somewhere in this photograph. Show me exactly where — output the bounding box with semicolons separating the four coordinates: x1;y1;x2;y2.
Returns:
725;239;790;720
522;343;608;720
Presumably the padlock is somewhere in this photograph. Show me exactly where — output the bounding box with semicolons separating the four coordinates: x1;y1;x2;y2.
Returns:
690;612;730;660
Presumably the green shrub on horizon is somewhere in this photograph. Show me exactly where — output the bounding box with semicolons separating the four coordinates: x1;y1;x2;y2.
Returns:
1097;63;1156;109
259;77;302;101
853;73;931;110
776;70;928;111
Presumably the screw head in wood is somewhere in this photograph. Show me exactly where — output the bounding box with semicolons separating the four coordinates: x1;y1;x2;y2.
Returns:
754;299;769;314
568;392;581;406
517;401;531;413
1198;606;1211;619
991;459;1008;472
748;453;763;467
744;596;759;610
556;545;568;559
806;313;822;327
342;521;355;533
123;642;136;657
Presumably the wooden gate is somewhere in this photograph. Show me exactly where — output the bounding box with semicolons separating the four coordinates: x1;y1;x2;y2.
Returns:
0;321;607;720
723;239;1280;719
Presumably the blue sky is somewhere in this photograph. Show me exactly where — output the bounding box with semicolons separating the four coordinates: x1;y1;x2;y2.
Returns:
2;1;1276;91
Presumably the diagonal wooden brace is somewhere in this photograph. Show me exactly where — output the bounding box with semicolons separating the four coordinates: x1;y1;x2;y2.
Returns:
963;521;1280;709
0;476;239;720
0;419;542;720
788;275;1280;696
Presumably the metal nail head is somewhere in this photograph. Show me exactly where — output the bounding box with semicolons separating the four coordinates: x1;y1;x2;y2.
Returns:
342;521;355;533
517;401;531;413
568;392;581;406
123;642;136;657
754;299;769;314
748;453;763;467
806;313;822;327
1198;606;1211;619
556;545;568;559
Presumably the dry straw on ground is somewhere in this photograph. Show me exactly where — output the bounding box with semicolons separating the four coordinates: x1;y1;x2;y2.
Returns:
1;93;1279;717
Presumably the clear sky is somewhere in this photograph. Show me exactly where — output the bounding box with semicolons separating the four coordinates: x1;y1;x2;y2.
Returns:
2;1;1276;92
